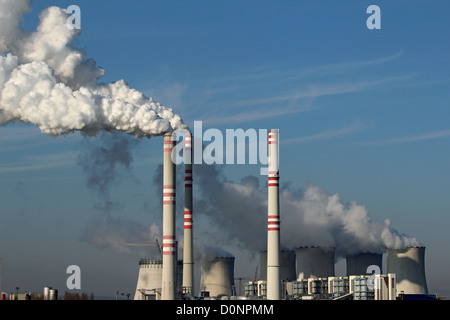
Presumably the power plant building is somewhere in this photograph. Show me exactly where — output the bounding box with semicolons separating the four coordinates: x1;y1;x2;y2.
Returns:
131;129;434;301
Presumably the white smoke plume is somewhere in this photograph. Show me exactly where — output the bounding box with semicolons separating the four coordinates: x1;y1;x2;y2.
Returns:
188;163;422;259
0;0;187;256
0;0;186;137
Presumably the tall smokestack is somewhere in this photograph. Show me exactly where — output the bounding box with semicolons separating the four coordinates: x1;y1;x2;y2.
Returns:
267;129;281;300
161;132;176;300
182;132;194;294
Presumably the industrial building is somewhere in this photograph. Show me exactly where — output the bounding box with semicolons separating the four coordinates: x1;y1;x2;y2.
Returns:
132;129;436;301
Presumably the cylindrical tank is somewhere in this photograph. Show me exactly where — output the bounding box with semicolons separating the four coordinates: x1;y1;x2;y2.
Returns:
199;256;235;297
346;252;383;276
296;246;335;280
386;246;428;295
134;259;163;300
260;250;296;282
43;286;51;300
49;288;58;300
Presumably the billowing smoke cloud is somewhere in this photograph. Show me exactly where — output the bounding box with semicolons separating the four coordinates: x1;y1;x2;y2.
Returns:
0;0;187;255
188;164;421;259
1;1;420;261
0;0;186;137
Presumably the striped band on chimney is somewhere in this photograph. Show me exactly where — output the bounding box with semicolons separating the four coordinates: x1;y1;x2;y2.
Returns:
162;235;176;255
184;210;193;229
163;185;176;205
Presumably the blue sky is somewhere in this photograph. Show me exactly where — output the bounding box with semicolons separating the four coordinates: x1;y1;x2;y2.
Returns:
1;0;449;298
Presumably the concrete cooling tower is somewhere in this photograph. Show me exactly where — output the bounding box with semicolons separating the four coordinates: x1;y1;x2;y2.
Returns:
260;250;296;282
346;252;383;276
199;257;235;298
134;259;163;300
386;246;428;295
134;259;183;300
296;246;335;280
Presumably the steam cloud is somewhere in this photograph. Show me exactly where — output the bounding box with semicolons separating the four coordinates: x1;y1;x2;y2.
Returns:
0;1;421;261
0;0;186;137
0;0;185;257
189;164;422;259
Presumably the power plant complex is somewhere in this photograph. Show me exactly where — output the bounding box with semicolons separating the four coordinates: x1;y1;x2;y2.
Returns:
133;130;434;301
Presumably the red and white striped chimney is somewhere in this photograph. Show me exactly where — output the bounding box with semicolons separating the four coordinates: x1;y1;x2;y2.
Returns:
182;132;194;294
162;132;176;300
267;129;281;300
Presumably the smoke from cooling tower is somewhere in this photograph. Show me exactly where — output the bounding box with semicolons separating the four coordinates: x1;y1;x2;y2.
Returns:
0;1;186;137
185;161;422;259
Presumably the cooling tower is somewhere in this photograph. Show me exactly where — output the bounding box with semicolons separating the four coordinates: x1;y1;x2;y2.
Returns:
134;259;163;300
386;246;428;295
260;250;296;282
161;132;176;300
346;252;383;276
296;246;335;280
199;257;235;298
182;132;194;294
134;259;184;300
267;129;281;299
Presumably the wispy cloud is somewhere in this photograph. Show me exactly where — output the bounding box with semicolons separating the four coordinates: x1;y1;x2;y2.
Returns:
0;151;76;174
204;50;405;90
193;51;410;126
283;120;371;144
228;74;414;108
298;50;404;78
355;128;450;147
201;103;315;126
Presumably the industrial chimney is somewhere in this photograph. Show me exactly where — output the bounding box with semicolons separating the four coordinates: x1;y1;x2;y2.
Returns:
199;256;235;298
296;246;335;280
182;132;194;295
161;132;176;300
386;246;428;295
267;129;281;300
346;252;383;276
